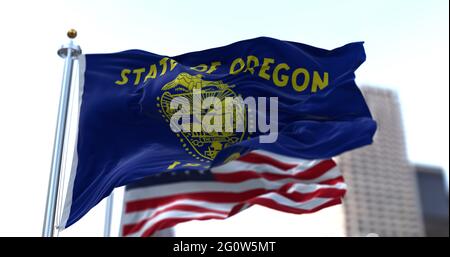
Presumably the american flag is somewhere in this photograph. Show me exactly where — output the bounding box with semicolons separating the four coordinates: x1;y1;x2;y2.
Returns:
120;150;346;237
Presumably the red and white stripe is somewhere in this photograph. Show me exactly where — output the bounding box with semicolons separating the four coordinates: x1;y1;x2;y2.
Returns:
120;150;346;237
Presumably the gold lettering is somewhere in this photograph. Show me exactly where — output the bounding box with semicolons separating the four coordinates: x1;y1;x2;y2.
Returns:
206;61;221;74
273;63;290;87
292;68;310;92
311;71;329;92
258;58;275;80
183;163;201;167
170;59;178;71
168;161;181;169
191;64;208;72
144;64;157;82
115;69;131;85
132;68;146;85
230;58;245;75
244;56;259;74
159;57;169;76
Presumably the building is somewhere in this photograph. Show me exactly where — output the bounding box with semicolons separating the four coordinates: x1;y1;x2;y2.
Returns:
338;86;424;236
415;165;449;237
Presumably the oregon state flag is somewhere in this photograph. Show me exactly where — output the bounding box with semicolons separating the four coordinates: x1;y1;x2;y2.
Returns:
60;37;376;230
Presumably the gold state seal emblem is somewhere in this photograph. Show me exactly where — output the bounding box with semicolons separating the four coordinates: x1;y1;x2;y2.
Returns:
156;73;248;162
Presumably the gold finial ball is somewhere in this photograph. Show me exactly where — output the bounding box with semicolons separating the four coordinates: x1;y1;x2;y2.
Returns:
67;29;77;39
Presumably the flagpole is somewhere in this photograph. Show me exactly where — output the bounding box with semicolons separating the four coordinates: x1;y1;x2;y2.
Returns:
42;29;82;237
103;192;114;237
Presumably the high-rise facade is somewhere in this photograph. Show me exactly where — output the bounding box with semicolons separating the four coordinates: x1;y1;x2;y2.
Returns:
415;165;449;237
338;87;424;236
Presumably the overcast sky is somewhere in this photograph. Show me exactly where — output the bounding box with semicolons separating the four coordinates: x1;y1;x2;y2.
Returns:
0;0;448;236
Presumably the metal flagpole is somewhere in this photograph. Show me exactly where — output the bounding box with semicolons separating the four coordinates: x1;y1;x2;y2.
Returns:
103;192;114;237
42;29;82;237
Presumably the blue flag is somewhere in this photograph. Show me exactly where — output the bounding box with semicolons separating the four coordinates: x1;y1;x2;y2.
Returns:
60;37;376;229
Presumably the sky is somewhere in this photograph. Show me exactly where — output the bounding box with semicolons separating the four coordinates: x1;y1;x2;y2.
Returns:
0;0;448;236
